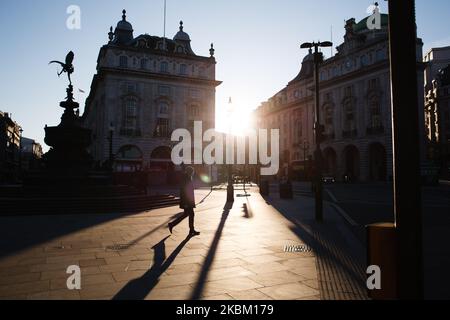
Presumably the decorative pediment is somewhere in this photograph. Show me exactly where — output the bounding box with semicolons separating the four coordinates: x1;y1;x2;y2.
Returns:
341;96;356;106
154;95;174;105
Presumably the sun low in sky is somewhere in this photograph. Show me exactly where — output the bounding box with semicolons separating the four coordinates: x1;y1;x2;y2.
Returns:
215;97;255;136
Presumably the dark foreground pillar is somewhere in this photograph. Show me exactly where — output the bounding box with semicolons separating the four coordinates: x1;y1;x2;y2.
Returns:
388;0;424;299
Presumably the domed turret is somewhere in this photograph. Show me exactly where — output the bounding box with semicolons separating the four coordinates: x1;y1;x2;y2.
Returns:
173;21;191;42
289;49;314;84
113;10;134;44
173;21;195;55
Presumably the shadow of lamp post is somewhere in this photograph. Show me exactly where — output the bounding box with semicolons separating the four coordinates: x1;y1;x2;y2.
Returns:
300;41;333;222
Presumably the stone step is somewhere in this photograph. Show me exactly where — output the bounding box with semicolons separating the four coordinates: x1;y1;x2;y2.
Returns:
0;196;180;216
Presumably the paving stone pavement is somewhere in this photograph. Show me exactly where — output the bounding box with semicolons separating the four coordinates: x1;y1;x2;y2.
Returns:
0;186;359;300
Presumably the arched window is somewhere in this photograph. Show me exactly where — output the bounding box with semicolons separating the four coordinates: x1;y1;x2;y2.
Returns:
117;145;143;160
115;145;143;172
177;46;185;54
160;61;169;73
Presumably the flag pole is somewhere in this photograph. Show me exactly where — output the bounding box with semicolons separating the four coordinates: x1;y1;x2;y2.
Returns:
163;0;167;50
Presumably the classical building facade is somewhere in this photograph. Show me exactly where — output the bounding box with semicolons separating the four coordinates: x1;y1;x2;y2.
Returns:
255;13;425;182
82;10;221;183
0;110;22;183
424;46;450;178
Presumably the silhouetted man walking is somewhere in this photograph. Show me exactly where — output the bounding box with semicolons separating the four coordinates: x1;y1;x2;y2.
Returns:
168;166;200;236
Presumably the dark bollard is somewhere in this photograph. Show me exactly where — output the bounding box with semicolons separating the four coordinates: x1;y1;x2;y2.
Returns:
366;223;398;300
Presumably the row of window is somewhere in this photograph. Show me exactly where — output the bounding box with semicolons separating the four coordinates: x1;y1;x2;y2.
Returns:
120;82;203;101
262;97;382;140
324;96;382;134
290;80;379;105
119;56;205;77
121;99;206;138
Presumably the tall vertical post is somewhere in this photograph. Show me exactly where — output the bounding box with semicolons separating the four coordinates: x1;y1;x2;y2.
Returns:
108;123;115;171
388;0;423;299
313;45;324;222
19;128;23;173
227;97;234;203
227;164;234;202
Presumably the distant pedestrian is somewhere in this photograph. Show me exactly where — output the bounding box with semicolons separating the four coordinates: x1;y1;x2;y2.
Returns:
168;166;200;236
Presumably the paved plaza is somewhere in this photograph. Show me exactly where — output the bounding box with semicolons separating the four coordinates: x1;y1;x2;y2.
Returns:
0;186;343;300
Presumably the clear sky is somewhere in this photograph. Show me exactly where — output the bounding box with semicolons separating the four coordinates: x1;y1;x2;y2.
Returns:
1;0;449;150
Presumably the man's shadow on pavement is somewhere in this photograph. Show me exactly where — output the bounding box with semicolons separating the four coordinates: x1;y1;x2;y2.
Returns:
190;202;233;300
113;234;193;300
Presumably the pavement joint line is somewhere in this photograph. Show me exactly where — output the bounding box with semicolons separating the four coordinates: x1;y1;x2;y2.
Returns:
328;202;358;227
324;189;338;203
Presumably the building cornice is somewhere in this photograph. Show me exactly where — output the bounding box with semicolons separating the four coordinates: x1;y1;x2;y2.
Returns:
104;44;216;64
98;67;222;87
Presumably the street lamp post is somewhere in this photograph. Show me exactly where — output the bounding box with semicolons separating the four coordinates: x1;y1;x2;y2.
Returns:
300;140;310;182
301;140;309;172
108;123;115;171
227;97;234;203
301;41;332;222
19;128;23;173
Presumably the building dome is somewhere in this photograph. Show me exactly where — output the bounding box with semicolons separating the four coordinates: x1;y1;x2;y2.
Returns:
117;19;133;32
116;10;133;31
173;21;191;41
302;49;314;62
113;10;134;44
289;49;314;84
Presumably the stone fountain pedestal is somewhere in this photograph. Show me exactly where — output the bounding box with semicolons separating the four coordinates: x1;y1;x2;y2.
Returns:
44;85;92;173
25;85;110;189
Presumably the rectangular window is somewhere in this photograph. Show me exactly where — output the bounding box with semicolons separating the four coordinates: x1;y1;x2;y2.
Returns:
159;86;171;96
127;83;136;94
344;86;352;97
189;105;200;118
119;56;128;68
160;61;169;73
140;59;148;69
122;99;138;136
180;64;188;75
189;89;201;99
376;49;384;61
